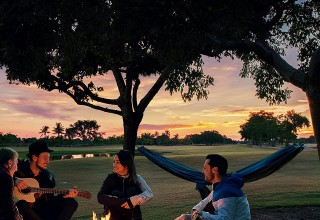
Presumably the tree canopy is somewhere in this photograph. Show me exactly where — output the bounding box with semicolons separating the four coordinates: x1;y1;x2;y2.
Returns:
240;110;310;146
0;0;214;154
1;0;320;158
69;120;104;143
164;0;320;158
191;130;225;145
240;110;278;146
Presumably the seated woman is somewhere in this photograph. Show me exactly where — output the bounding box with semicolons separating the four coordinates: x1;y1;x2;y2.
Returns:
97;150;153;220
0;147;23;220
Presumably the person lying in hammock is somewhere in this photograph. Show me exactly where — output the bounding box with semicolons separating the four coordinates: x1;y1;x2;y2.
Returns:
175;154;251;220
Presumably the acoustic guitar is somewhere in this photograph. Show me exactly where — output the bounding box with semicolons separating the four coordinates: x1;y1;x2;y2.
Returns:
13;178;92;202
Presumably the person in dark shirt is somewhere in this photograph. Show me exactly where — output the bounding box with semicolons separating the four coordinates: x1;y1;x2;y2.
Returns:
97;150;153;220
0;147;23;220
14;140;78;220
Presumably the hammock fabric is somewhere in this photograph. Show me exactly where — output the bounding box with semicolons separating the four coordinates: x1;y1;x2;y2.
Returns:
137;145;304;186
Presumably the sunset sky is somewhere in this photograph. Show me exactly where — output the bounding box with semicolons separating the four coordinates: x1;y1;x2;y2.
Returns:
0;54;313;141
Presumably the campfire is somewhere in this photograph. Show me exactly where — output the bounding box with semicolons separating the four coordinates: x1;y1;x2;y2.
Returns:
92;211;111;220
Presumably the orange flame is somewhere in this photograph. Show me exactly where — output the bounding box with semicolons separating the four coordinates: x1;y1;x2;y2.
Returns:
93;211;111;220
103;211;111;220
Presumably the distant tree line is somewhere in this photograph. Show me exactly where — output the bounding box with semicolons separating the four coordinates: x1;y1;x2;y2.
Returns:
0;120;234;147
136;130;235;146
0;129;234;147
0;119;105;147
38;120;104;145
0;110;315;147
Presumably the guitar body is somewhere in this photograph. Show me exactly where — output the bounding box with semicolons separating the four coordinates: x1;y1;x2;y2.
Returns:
14;178;92;202
13;178;40;202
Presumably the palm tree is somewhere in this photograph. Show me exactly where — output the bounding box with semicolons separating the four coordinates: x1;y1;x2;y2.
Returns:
65;127;76;141
52;122;65;138
39;126;50;138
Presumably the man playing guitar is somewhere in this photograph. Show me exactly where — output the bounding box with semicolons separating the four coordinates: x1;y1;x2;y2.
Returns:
14;140;79;220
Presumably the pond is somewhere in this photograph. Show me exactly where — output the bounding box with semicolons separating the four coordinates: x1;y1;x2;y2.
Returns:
51;153;110;161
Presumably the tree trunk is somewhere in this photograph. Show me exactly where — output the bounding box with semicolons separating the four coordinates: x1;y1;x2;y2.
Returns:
259;138;262;147
306;49;320;160
306;92;320;160
122;112;143;156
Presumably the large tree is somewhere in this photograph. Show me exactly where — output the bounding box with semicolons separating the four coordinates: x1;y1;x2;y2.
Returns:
239;110;279;146
174;0;320;159
195;130;225;145
2;1;319;159
0;0;213;154
69;120;103;144
277;110;310;145
239;110;309;146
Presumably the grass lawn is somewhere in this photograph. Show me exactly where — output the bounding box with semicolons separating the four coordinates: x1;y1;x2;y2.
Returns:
13;144;320;219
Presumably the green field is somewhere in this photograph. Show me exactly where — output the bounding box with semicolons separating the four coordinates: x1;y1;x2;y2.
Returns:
13;144;320;219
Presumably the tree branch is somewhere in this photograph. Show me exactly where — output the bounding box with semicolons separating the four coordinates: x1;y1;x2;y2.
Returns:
63;88;122;116
203;36;307;90
132;78;140;111
308;47;320;80
251;41;307;90
124;71;133;112
112;67;126;99
50;75;119;105
138;68;170;113
265;0;296;30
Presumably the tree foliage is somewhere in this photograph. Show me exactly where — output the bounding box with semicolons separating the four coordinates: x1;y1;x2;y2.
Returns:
39;126;50;138
0;133;20;146
37;120;104;145
277;110;310;145
69;120;104;143
136;133;156;145
192;130;225;145
1;0;320;158
0;0;214;154
185;0;320;158
240;110;310;146
52;122;65;138
239;110;278;146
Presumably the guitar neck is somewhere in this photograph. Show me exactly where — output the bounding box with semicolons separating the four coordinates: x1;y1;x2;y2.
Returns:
14;178;92;201
28;187;90;199
29;187;69;195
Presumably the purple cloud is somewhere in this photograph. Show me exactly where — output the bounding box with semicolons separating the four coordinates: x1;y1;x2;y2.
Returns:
1;97;75;121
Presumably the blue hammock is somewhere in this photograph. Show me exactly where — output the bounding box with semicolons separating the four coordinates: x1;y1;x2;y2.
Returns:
138;145;304;198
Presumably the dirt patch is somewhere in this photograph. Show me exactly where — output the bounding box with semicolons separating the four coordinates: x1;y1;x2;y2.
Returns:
251;206;320;220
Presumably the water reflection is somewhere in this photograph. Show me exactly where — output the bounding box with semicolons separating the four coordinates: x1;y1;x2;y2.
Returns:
51;153;110;161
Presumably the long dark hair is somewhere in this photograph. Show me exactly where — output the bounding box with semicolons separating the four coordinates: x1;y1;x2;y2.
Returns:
116;150;138;183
